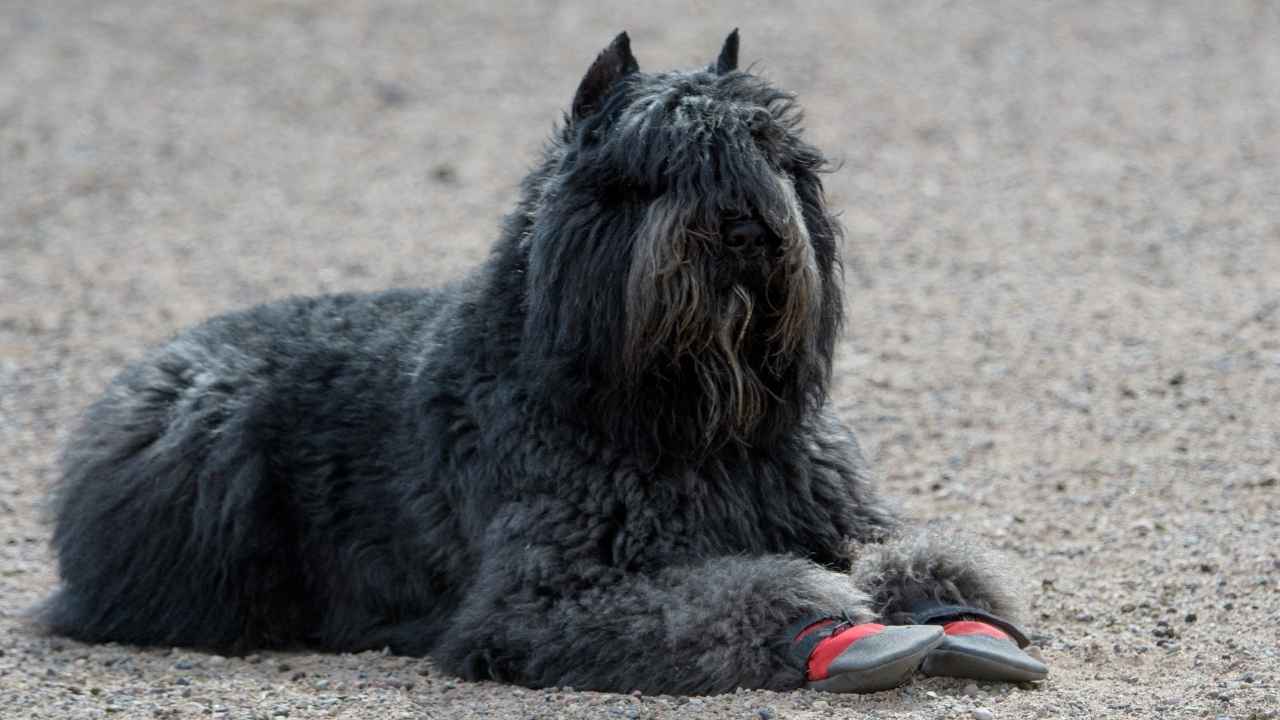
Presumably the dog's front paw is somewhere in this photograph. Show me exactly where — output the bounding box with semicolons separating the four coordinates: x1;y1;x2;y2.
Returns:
791;618;944;693
920;620;1048;682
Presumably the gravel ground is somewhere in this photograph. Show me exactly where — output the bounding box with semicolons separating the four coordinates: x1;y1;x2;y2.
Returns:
3;1;1279;718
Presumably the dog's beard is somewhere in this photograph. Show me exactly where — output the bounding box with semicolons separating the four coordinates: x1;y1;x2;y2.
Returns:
623;179;823;446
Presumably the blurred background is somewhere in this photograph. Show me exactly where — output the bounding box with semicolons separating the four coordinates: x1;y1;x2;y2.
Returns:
2;2;1278;718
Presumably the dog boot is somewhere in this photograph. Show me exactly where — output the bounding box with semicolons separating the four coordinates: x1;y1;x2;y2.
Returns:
790;617;944;693
905;602;1048;682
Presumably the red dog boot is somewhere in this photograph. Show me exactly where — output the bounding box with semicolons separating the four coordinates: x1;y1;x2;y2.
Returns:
906;602;1048;683
790;616;943;693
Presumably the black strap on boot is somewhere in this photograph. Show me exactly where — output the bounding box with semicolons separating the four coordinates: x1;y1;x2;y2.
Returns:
785;614;857;670
902;600;1032;648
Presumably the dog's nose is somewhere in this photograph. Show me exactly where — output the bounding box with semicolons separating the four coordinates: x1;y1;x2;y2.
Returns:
723;220;770;252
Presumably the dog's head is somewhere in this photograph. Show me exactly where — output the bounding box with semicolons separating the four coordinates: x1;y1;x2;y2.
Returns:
517;31;843;456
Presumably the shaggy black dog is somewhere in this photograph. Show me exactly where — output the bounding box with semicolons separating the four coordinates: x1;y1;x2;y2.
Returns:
41;32;1043;694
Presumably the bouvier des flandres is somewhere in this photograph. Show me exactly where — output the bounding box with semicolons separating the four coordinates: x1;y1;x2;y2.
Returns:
40;31;1047;694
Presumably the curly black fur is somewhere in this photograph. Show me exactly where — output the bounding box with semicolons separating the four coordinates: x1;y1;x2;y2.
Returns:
39;31;1022;694
849;525;1025;625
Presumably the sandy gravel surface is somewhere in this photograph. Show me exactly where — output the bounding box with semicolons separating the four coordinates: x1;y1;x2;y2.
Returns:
2;1;1278;718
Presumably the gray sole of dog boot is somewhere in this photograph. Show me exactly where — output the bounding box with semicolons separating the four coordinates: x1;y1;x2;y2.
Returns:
921;635;1048;682
805;625;944;693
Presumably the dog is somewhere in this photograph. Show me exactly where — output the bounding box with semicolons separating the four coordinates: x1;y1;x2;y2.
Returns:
40;31;1046;694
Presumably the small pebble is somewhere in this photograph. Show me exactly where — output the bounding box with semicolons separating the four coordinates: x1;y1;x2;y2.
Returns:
431;164;458;184
973;708;994;720
173;659;193;670
963;683;981;697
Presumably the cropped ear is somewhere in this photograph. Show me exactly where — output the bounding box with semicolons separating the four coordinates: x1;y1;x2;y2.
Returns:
713;28;739;74
572;32;640;121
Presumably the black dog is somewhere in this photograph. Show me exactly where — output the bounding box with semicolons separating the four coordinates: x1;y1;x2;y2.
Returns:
41;31;1046;694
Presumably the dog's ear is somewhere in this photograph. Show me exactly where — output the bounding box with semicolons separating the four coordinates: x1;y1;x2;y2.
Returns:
572;32;640;121
713;28;739;74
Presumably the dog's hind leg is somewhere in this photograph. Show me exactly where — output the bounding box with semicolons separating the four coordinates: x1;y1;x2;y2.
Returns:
39;338;305;652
